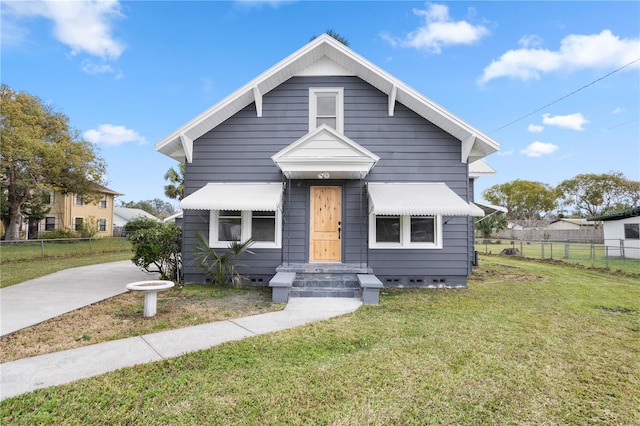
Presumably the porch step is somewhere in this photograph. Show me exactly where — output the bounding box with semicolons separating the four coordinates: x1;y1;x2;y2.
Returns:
276;264;370;299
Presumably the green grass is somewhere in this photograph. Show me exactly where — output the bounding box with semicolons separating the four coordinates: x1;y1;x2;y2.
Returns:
0;251;133;288
0;237;130;262
476;239;640;274
2;256;638;425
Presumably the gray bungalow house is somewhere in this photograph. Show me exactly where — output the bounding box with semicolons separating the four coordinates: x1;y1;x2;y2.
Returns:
155;35;499;299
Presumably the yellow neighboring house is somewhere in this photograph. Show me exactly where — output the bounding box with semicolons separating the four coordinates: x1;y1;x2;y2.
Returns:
39;184;122;238
1;184;122;239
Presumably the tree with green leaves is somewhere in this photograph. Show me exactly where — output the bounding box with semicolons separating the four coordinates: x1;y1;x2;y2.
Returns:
557;172;640;218
475;213;508;239
119;198;175;219
0;85;106;240
163;163;185;201
482;180;558;222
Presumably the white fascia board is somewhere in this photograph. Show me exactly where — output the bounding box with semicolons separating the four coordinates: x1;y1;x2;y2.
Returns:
156;34;500;162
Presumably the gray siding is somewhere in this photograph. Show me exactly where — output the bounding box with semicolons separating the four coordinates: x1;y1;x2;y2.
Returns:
181;76;472;285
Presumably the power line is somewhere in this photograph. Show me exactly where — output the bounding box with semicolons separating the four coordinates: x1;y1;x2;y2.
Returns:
489;57;640;134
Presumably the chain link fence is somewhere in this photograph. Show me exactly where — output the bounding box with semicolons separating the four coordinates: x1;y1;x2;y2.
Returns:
0;237;131;262
476;238;640;274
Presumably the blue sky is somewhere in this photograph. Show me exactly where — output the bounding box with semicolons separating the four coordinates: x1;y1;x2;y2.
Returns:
2;1;639;209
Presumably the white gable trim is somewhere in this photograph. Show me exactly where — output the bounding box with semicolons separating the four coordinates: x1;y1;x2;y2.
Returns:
156;34;500;163
272;124;379;180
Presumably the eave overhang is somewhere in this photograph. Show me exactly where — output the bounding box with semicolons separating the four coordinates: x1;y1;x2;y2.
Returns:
155;34;500;164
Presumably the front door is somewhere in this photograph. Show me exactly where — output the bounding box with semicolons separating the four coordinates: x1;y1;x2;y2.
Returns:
310;186;342;262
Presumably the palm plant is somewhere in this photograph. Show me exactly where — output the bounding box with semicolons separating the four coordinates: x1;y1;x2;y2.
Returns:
193;231;254;286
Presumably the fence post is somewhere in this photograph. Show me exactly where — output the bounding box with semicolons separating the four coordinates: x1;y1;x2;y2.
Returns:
564;240;569;259
590;239;594;260
620;239;625;259
605;245;609;269
89;238;93;253
520;240;523;256
541;240;545;259
123;237;127;250
485;240;488;254
41;240;45;258
550;242;553;259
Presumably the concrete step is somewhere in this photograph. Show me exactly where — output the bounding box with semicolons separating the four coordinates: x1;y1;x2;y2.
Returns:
290;287;362;298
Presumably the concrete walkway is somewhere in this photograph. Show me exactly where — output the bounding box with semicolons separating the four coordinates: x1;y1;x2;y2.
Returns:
1;261;158;336
0;262;362;401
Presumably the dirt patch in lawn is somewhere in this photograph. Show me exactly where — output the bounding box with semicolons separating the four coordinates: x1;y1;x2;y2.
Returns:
0;286;283;363
471;264;544;283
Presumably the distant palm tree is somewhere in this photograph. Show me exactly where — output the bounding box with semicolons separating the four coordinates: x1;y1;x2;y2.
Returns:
311;29;349;46
164;163;185;201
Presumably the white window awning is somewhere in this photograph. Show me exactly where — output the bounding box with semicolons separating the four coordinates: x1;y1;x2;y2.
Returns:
180;182;283;211
368;183;484;217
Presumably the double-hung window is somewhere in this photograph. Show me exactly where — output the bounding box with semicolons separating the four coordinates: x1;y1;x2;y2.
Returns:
309;88;344;133
45;217;56;231
99;195;107;209
210;210;281;248
99;219;107;232
74;217;84;232
74;195;84;206
370;214;442;249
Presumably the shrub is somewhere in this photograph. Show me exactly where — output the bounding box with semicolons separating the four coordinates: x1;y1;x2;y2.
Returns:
124;217;160;236
128;223;182;282
40;229;80;239
193;232;254;286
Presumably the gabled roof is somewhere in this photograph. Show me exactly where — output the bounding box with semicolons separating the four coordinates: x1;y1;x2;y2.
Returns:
155;34;500;163
271;124;379;179
549;218;593;227
469;159;496;178
113;207;161;223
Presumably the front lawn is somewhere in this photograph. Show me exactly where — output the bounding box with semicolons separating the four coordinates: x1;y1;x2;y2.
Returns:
2;256;638;424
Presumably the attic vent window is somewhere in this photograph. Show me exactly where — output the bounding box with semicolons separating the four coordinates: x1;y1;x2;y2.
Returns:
309;87;343;133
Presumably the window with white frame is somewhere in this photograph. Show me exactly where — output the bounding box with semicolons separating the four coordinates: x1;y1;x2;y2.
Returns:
369;214;442;249
309;88;344;133
209;210;281;248
45;217;56;231
74;195;84;206
74;217;84;231
99;195;107;209
99;218;107;232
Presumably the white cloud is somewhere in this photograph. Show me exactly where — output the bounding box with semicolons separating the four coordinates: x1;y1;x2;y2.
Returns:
542;112;589;131
497;149;515;156
480;30;640;83
528;124;544;133
612;107;624;114
4;0;125;60
520;141;559;157
518;34;543;49
382;3;489;54
84;124;146;146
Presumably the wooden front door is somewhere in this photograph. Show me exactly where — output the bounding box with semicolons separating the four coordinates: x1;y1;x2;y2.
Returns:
310;186;342;262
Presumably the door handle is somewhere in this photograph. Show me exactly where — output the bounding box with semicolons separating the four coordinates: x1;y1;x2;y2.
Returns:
338;227;341;240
